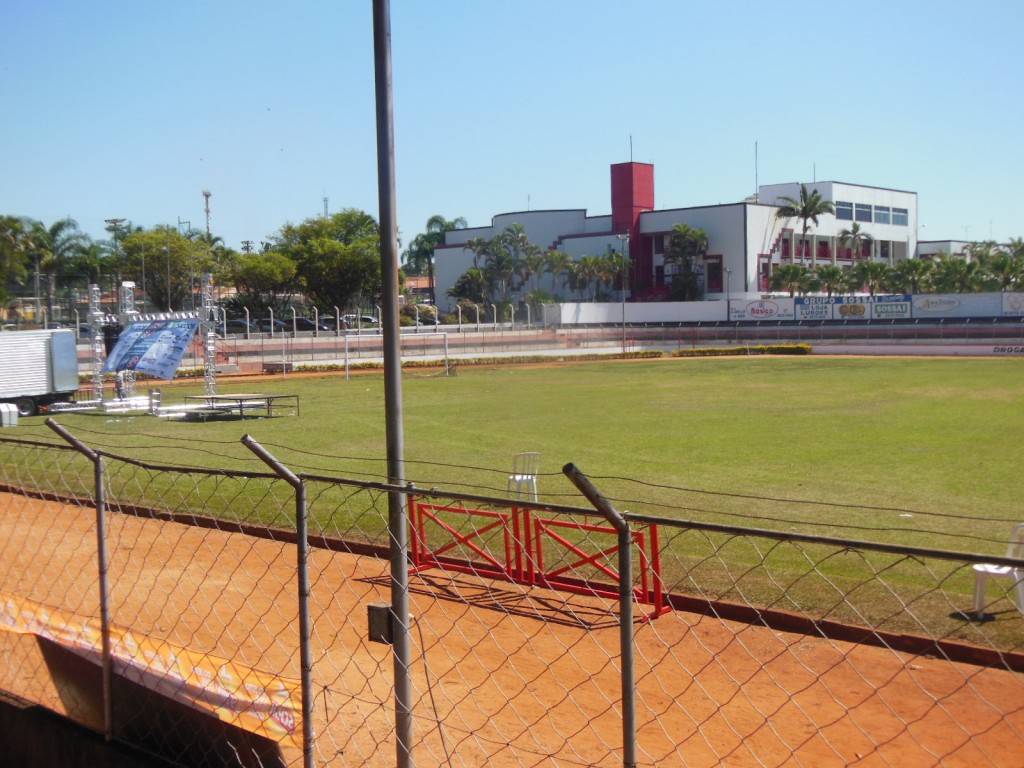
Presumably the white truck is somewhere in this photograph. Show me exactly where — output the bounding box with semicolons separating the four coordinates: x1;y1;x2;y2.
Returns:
0;329;80;416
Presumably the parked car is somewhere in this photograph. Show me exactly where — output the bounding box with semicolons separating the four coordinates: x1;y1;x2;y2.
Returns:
292;317;330;332
342;314;379;328
256;318;288;333
223;318;256;335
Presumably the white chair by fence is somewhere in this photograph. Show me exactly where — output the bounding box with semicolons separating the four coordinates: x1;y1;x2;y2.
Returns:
972;522;1024;619
507;452;540;503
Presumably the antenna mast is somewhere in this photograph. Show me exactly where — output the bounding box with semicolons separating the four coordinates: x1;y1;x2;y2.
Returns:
202;190;212;240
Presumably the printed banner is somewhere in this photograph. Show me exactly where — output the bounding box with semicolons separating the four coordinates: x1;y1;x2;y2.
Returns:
730;298;796;321
793;295;912;321
103;319;200;379
1002;292;1024;317
0;593;301;747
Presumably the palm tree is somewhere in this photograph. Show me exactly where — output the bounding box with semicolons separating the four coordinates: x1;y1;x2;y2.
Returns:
545;249;573;296
402;214;467;306
446;267;488;305
814;264;846;297
978;250;1023;291
465;237;491;269
0;216;30;303
576;255;601;300
769;264;811;297
932;255;982;293
665;223;708;301
31;218;86;323
838;222;873;265
523;245;545;293
775;184;835;266
850;261;892;297
891;258;934;294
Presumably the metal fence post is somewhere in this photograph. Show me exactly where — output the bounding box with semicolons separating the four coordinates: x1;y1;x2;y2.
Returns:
241;435;315;768
45;419;114;741
562;463;637;768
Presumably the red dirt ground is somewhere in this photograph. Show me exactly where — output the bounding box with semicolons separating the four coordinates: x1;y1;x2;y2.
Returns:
1;491;1023;767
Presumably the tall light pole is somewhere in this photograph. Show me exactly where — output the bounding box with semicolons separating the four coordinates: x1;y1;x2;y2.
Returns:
179;219;194;310
105;218;126;315
725;266;732;320
140;245;147;312
616;233;630;352
163;246;171;311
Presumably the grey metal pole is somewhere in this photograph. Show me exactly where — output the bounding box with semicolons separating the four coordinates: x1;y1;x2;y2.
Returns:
241;435;315;768
46;419;114;741
562;463;638;768
373;2;415;766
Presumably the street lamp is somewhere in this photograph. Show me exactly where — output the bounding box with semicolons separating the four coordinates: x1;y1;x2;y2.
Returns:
163;246;171;311
725;267;732;320
616;234;630;352
105;218;126;314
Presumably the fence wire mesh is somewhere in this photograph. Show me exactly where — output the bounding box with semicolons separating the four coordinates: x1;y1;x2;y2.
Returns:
1;432;1022;768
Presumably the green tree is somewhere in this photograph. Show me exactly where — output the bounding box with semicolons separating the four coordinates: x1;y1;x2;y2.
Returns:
837;222;873;264
850;261;892;297
32;218;87;323
465;236;492;269
0;216;31;304
770;264;812;297
932;255;982;293
890;258;934;294
665;223;708;301
64;240;106;287
401;214;467;305
120;227;201;311
223;250;299;317
977;248;1023;291
545;249;573;297
273;209;381;311
814;264;847;297
775;184;835;265
446;267;488;304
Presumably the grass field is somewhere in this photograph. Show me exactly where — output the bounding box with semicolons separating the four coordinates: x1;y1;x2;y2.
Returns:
13;355;1023;553
6;354;1024;646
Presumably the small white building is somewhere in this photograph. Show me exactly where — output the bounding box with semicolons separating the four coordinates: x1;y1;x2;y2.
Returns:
433;163;923;311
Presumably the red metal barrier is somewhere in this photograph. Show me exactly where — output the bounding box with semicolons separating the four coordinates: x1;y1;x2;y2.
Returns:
409;498;668;619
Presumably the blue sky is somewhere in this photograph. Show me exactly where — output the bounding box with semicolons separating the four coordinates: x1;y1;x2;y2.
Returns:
2;0;1021;251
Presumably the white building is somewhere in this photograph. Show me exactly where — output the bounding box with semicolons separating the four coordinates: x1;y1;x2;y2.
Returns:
433;163;922;311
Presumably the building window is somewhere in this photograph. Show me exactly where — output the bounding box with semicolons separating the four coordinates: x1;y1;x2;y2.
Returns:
893;208;909;226
855;204;872;222
653;235;665;255
874;206;891;225
836;201;853;220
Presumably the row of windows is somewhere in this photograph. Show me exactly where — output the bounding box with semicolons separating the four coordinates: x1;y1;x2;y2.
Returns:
835;201;909;227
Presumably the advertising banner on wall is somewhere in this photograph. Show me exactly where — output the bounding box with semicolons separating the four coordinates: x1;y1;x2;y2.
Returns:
793;297;835;321
912;294;1003;319
1002;293;1024;317
729;299;795;321
794;295;912;321
0;592;302;746
102;318;200;379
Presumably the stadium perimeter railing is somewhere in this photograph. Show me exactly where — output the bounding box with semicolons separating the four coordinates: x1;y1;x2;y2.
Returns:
1;431;1022;767
152;318;1024;373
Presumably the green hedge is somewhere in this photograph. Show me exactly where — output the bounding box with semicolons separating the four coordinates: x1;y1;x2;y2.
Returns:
670;343;811;358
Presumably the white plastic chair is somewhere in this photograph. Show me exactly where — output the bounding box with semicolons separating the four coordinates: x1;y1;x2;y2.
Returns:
507;452;540;503
972;522;1024;619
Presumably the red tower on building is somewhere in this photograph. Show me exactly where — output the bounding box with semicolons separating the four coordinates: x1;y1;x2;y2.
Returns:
610;162;654;297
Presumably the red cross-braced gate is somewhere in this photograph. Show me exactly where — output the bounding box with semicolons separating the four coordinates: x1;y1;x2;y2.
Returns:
408;498;668;619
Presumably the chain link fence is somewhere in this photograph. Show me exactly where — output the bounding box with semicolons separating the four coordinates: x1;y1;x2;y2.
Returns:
1;430;1022;767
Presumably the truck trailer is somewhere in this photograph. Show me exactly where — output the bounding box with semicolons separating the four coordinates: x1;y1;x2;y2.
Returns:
0;329;80;416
